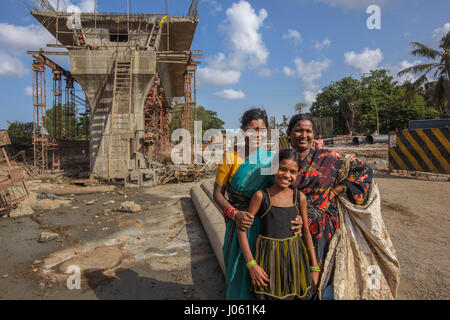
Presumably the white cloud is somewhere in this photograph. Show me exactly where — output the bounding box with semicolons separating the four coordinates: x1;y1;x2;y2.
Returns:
282;29;302;44
291;57;332;84
389;59;422;84
214;89;246;100
283;66;296;77
198;67;242;86
198;52;242;86
25;87;33;96
198;1;270;86
224;1;269;68
313;0;387;9
257;68;273;77
47;0;95;12
314;38;331;50
201;0;223;13
0;51;28;77
283;57;331;105
304;86;321;106
344;48;383;74
0;23;57;52
432;22;450;38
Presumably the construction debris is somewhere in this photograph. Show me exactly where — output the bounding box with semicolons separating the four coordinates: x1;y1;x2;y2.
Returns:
116;201;142;213
70;177;100;187
38;232;59;243
0;131;30;211
37;185;115;196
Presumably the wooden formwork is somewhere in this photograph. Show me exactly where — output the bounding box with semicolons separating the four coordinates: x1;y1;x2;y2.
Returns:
0;131;30;210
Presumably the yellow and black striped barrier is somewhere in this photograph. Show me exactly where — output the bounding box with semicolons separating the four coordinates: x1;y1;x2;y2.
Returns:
279;136;291;151
388;127;450;175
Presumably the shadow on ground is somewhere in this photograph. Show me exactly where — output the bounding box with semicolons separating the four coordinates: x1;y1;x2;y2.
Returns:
83;196;225;300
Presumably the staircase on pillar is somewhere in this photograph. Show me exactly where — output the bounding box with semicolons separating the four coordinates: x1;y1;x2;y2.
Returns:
108;59;132;179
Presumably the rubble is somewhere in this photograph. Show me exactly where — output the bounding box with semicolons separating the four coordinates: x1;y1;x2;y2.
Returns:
9;192;73;218
116;201;142;213
38;232;59;243
0;131;30;211
37;185;115;196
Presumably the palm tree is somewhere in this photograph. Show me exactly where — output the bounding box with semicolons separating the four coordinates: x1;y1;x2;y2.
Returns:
398;31;450;115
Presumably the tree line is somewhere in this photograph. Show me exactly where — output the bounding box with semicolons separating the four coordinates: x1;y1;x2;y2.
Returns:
309;31;449;136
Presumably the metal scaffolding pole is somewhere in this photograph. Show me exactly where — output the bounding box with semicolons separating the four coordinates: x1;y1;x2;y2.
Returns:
32;58;48;171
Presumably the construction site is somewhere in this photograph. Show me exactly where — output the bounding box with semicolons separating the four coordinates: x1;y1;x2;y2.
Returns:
25;0;203;187
0;0;449;301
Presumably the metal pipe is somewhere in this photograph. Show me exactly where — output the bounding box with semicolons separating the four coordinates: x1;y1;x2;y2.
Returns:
352;136;367;145
366;134;389;144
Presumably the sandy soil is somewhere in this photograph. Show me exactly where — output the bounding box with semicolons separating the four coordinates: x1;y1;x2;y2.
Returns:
376;173;450;300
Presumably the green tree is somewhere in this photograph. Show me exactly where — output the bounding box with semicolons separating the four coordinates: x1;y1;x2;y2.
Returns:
311;76;361;135
311;69;435;135
169;105;225;138
398;31;450;116
359;69;397;134
384;86;431;131
77;111;90;140
6;121;33;155
295;102;307;114
46;104;79;139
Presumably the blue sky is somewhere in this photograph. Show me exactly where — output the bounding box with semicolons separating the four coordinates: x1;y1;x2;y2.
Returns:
0;0;449;130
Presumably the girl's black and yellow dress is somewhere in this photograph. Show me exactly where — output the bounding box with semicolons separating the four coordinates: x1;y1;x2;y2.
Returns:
253;188;313;300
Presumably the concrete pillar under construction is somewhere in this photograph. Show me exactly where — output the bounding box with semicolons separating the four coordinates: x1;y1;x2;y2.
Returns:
31;7;198;181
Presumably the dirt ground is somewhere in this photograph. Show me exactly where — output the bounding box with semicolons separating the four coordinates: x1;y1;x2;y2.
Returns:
0;179;225;300
0;153;449;300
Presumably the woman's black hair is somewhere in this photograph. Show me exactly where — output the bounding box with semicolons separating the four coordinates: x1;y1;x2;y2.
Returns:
240;108;269;130
286;114;314;136
278;149;301;167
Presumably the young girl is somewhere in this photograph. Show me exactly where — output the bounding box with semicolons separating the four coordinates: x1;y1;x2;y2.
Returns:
237;149;320;300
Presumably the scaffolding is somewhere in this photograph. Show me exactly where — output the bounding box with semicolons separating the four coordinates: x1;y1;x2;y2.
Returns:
32;57;48;171
30;52;89;172
144;73;170;160
29;1;202;182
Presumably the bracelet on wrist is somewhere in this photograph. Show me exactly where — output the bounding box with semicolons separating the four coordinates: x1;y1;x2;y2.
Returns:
224;205;238;220
310;266;320;272
246;260;257;269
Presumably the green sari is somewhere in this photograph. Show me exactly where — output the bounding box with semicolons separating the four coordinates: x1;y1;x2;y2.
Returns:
222;147;274;300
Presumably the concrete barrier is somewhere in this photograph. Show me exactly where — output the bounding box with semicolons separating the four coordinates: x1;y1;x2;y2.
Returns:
190;181;226;275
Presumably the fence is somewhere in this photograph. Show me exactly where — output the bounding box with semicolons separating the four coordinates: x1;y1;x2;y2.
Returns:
312;117;333;138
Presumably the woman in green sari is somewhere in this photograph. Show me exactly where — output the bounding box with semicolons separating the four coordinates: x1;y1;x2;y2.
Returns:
213;108;302;300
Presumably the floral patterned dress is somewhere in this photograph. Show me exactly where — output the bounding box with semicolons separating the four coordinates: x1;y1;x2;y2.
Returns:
292;146;373;267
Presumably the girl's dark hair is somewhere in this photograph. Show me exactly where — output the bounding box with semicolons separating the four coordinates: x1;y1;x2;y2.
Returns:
287;114;314;135
240;108;269;130
278;149;301;167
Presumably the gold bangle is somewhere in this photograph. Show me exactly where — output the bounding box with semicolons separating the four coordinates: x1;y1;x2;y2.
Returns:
307;246;315;251
310;266;320;272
